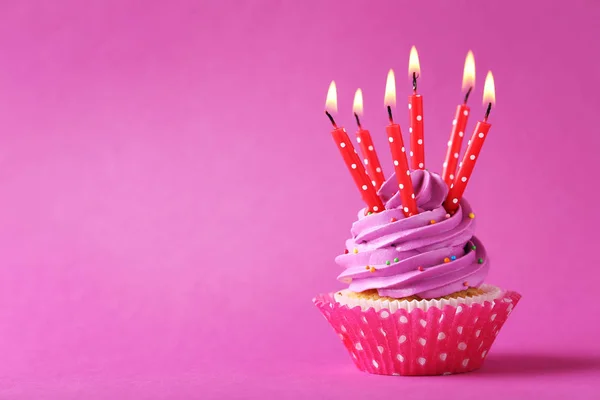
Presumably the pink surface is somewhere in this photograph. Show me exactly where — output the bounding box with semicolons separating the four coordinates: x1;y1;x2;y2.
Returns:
315;291;521;376
0;1;599;398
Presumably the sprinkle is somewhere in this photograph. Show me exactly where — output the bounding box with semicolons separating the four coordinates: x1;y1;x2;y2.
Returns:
368;212;373;215
445;213;451;219
444;257;450;263
478;258;484;264
369;266;376;273
386;260;391;265
418;266;424;272
353;248;359;254
463;281;469;287
365;265;370;270
468;212;475;219
451;255;457;261
471;245;477;251
430;220;436;224
394;257;399;263
390;217;397;222
344;249;349;254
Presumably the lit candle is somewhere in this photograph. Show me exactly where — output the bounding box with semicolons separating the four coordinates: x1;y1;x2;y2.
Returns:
384;70;419;217
444;71;496;214
325;81;385;213
353;89;386;190
442;51;475;187
408;46;425;170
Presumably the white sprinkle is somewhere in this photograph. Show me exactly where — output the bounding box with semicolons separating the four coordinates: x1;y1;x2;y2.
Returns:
418;138;423;145
464;110;469;116
368;145;374;151
418;162;424;168
454;152;459;159
461;176;467;182
351;163;357;169
470;154;476;160
478;132;485;138
459;131;464;137
394;160;399;166
389;137;394;142
452;119;457;125
376;167;381;173
399;183;404;189
362;185;368;190
416;115;422;121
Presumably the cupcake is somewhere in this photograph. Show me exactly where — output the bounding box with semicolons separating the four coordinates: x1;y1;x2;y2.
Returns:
314;169;520;376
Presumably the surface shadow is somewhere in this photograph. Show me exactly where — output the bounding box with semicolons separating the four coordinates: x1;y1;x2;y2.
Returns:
478;352;600;376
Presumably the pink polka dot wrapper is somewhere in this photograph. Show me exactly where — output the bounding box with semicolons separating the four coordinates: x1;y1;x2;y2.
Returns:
313;288;520;376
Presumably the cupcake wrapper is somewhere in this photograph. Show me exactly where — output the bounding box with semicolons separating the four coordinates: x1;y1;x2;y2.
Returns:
314;289;521;376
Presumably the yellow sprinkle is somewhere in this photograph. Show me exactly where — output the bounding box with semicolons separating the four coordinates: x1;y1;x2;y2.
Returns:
369;266;376;273
430;220;436;224
468;212;475;219
353;248;359;254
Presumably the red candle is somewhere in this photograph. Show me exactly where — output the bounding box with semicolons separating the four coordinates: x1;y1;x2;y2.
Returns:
444;71;496;214
385;70;418;217
325;81;385;213
408;46;425;170
442;51;475;186
353;89;386;190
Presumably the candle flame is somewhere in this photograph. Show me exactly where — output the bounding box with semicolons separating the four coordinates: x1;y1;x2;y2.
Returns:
462;50;475;91
325;81;338;113
384;69;396;107
408;46;421;77
483;71;496;106
353;89;364;116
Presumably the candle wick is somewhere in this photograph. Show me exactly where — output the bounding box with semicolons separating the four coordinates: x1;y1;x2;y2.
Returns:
412;72;418;92
463;87;472;105
483;102;492;122
387;106;394;124
354;112;362;129
325;110;338;128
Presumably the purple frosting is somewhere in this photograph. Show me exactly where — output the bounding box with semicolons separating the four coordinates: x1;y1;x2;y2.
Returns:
336;170;489;299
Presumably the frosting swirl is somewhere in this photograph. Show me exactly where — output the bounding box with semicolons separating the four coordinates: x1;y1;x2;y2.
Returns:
336;170;489;299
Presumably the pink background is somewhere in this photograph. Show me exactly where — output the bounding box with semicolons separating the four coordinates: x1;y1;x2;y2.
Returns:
1;1;599;398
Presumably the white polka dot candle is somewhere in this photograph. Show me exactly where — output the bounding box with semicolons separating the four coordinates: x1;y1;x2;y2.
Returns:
444;71;495;214
353;89;386;190
325;81;385;213
442;51;475;187
384;69;418;217
408;46;425;170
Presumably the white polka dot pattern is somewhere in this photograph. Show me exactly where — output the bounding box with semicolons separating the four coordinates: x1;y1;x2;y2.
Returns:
442;104;470;187
314;289;520;376
409;95;425;169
